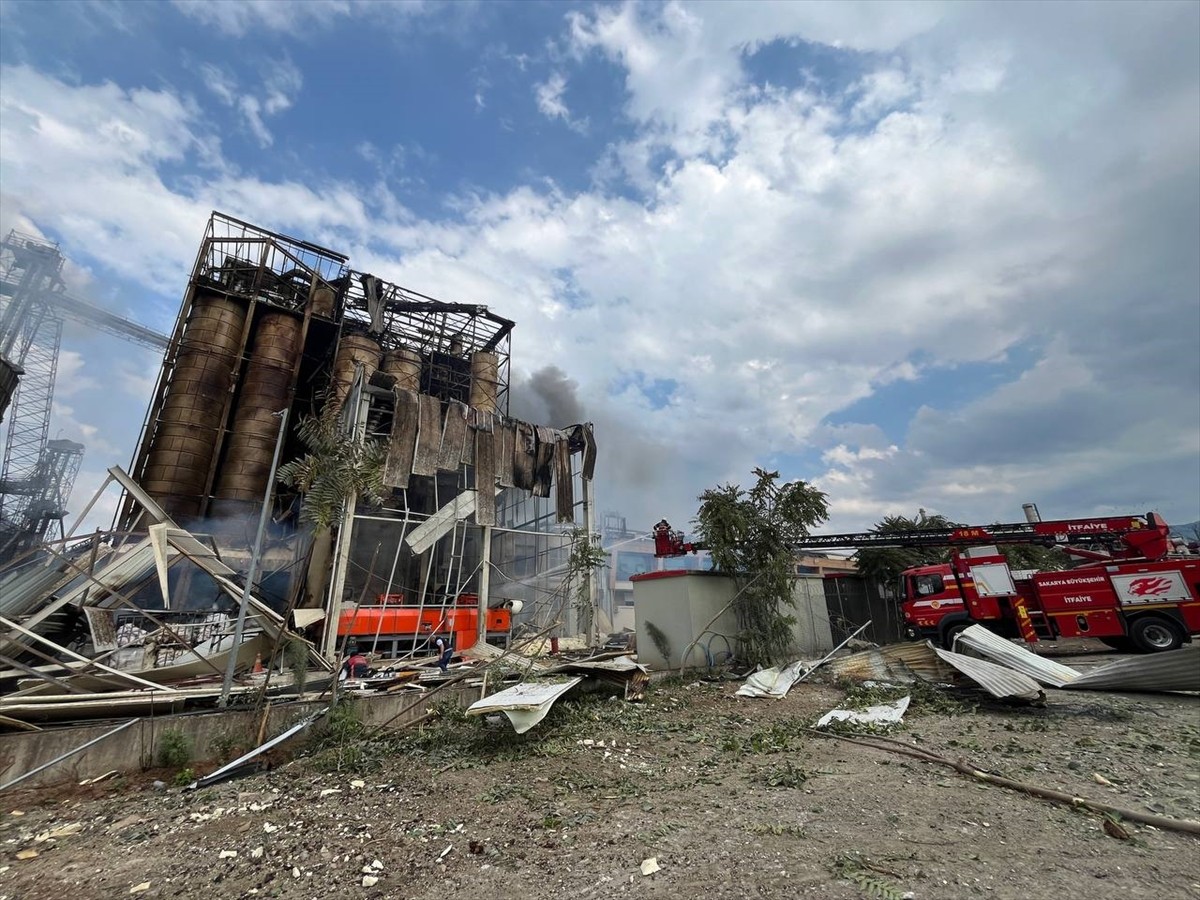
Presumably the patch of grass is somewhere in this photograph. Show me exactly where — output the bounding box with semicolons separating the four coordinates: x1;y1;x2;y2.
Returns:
172;767;196;787
209;732;246;762
723;717;810;755
479;781;530;804
156;729;191;768
755;761;810;788
306;698;393;773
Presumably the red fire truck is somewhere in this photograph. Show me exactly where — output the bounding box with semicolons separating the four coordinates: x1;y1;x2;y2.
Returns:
652;513;1200;653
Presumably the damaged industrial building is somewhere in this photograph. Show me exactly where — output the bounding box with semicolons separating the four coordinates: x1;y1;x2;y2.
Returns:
0;212;598;737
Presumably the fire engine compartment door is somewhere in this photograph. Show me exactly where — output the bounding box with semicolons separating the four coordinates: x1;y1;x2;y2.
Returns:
1110;570;1190;606
968;562;1017;598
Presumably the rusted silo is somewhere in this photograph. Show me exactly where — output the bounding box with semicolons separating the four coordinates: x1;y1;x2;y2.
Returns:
330;332;382;407
382;346;422;394
141;293;247;520
469;350;500;412
309;283;336;318
213;311;303;513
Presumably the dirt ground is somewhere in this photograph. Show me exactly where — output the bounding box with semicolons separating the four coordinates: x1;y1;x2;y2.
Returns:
2;641;1198;900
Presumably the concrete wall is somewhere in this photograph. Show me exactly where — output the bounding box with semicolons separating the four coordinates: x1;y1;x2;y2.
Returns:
791;577;836;656
0;682;482;791
633;571;834;670
633;572;737;670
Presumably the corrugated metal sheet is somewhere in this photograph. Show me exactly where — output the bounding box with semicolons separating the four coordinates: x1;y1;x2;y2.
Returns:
953;625;1080;688
823;641;957;684
1066;646;1200;693
932;645;1044;702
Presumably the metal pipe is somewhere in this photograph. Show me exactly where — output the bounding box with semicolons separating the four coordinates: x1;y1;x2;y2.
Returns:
477;525;492;647
220;407;289;707
0;718;138;793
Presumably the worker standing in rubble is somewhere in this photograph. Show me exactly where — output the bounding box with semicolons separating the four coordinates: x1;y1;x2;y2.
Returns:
434;632;453;674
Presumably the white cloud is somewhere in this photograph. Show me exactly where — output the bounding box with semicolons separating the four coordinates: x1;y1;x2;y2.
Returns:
172;0;430;37
199;57;302;147
1;0;1196;536
534;72;588;134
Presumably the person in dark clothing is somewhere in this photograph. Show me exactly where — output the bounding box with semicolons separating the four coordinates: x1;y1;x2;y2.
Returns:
434;633;453;673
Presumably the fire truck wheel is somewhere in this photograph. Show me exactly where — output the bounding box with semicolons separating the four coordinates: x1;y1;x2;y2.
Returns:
940;621;970;650
1128;616;1183;653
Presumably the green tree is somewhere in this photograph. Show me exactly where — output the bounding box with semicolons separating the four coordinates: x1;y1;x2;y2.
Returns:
694;468;828;667
853;510;958;595
276;404;388;607
855;510;1070;596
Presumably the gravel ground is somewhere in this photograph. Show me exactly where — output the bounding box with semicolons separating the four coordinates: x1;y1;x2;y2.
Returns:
2;641;1198;900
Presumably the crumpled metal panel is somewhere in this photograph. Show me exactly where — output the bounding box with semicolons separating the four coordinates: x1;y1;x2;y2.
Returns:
823;641;957;684
953;625;1080;688
467;677;583;733
737;660;806;699
1067;646;1200;693
931;644;1044;702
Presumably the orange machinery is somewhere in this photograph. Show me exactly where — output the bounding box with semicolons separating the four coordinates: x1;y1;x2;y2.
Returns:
335;593;514;656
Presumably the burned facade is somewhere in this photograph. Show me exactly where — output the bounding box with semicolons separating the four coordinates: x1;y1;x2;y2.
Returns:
115;212;597;653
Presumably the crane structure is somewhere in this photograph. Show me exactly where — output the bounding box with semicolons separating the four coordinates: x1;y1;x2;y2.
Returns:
0;230;170;559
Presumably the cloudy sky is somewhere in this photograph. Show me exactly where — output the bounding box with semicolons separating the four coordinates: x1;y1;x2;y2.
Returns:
1;0;1197;536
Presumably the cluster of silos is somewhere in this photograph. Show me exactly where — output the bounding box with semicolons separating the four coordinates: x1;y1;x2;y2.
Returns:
211;311;303;516
330;333;498;414
140;293;247;521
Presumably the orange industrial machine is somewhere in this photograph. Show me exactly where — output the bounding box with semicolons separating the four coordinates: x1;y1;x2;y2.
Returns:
335;593;518;658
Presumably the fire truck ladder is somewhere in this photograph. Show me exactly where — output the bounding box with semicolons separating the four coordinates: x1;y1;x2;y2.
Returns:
654;514;1162;557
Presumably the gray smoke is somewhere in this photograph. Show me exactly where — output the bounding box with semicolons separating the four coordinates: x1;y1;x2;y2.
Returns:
512;365;585;426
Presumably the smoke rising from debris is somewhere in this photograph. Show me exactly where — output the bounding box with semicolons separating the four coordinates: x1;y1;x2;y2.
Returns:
510;365;584;426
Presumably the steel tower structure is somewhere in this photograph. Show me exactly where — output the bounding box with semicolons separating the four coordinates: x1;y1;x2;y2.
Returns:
0;230;170;557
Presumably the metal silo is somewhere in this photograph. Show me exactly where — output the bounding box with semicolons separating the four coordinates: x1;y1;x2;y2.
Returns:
140;293;247;520
330;332;382;407
382;346;423;393
213;311;303;513
469;350;500;413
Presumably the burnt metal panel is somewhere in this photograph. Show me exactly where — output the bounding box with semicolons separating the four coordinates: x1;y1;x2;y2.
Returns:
411;394;442;477
436;400;468;472
383;388;419;489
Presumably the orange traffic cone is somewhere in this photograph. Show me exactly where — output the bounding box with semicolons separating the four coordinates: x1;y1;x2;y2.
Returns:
252;653;264;675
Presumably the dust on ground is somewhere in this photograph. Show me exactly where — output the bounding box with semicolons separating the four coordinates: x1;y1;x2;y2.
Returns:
3;642;1199;900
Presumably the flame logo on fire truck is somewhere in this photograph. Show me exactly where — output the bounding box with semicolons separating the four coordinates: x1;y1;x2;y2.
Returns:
1127;576;1173;597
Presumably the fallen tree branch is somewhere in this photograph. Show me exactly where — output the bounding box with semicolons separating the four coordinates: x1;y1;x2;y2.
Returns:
808;728;1200;837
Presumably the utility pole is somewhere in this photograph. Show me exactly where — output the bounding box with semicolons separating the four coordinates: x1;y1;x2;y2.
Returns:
220;408;289;707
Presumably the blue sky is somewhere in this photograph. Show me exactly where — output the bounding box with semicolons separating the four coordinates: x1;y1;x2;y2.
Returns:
1;0;1197;534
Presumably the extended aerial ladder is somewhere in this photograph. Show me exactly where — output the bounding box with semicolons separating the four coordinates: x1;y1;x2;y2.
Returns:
0;230;170;559
652;513;1173;563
